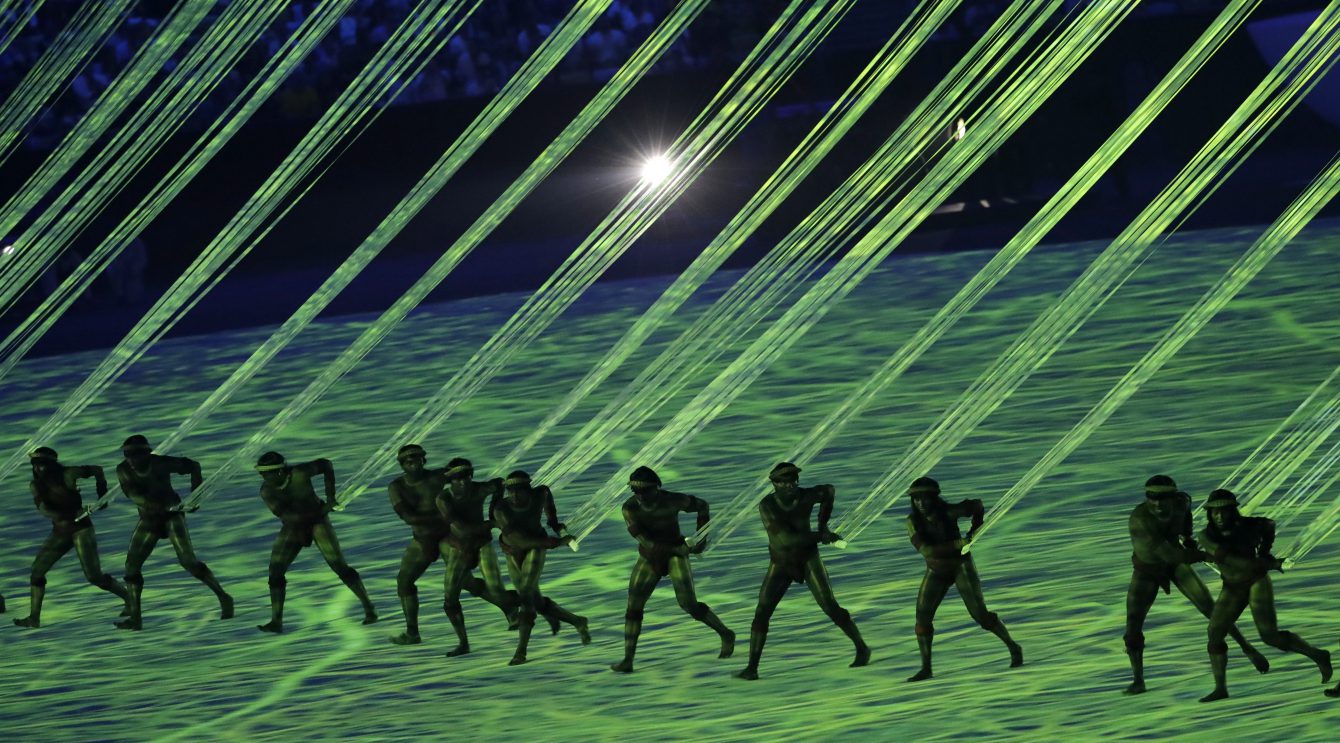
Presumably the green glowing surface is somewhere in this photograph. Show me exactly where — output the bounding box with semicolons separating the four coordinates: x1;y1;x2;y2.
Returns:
1;223;1338;741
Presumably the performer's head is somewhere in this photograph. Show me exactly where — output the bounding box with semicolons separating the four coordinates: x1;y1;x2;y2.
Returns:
122;434;153;467
1203;489;1240;529
397;444;427;476
503;470;532;494
1143;474;1178;517
629;465;661;496
254;451;289;486
908;476;942;516
444;457;474;493
769;461;801;493
29;446;60;479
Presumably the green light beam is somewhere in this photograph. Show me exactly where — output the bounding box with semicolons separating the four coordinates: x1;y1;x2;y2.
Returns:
703;0;1267;549
565;0;1140;541
530;1;1060;493
832;3;1340;543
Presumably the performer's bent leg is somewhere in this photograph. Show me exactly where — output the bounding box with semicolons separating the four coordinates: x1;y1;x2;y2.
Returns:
806;554;870;668
313;521;377;623
667;554;733;657
736;564;789;680
167;514;232;619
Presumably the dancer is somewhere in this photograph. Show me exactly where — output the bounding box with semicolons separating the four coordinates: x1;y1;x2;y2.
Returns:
611;465;734;673
387;447;513;646
255;451;377;633
437;457;550;657
115;435;233;630
735;462;869;680
1199;489;1331;702
1123;475;1267;694
14;447;129;628
491;471;590;665
905;476;1022;681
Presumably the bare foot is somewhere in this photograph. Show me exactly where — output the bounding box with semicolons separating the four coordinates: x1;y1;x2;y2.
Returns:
389;632;421;646
508;654;528;666
446;643;471;658
1008;642;1024;668
13;616;40;629
257;620;283;634
734;667;759;681
907;667;933;682
1199;688;1229;703
610;658;634;673
115;616;142;631
1123;680;1146;695
719;630;735;659
851;644;871;668
219;594;235;621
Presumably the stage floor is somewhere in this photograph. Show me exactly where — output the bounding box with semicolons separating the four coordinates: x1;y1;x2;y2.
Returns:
2;220;1338;741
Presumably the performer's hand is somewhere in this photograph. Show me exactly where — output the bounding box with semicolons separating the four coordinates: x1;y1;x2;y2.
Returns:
322;500;336;514
952;537;970;550
818;529;841;545
689;538;706;555
1266;556;1285;573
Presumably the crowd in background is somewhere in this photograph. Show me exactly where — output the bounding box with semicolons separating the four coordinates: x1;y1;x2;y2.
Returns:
0;0;1243;152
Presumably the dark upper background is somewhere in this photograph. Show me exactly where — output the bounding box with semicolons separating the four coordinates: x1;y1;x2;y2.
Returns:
1;0;1336;356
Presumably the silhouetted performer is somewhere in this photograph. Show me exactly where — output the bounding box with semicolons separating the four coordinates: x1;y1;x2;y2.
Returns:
255;451;376;633
905;476;1022;681
115;435;233;630
1123;475;1267;694
611;465;734;673
436;457;554;657
387;447;514;647
1199;489;1330;702
736;462;869;680
15;447;129;628
492;471;590;665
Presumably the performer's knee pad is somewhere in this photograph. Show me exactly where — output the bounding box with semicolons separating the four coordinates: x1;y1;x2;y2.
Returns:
124;573;144;587
687;601;710;620
30;575;46;588
1123;632;1145;651
268;573;287;589
1207;640;1229;655
915;622;934;637
624;609;644;623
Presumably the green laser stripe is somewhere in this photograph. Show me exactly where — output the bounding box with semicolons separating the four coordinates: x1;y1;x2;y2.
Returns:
534;1;1059;494
0;0;297;324
835;5;1340;542
0;0;364;397
1221;365;1340;490
704;0;1265;547
176;0;720;510
561;0;1099;531
567;0;1138;540
329;0;863;507
498;0;968;474
0;0;217;258
0;0;43;57
967;149;1340;550
0;0;486;491
0;0;131;162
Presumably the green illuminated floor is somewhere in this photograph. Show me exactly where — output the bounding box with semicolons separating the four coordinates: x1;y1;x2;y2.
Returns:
2;222;1338;741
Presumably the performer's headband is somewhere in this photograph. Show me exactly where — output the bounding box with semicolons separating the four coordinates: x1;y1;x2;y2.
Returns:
1144;485;1177;496
629;479;658;489
503;475;531;487
254;462;287;473
29;449;57;462
769;464;801;480
907;485;939;496
397;446;426;462
445;464;473;479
